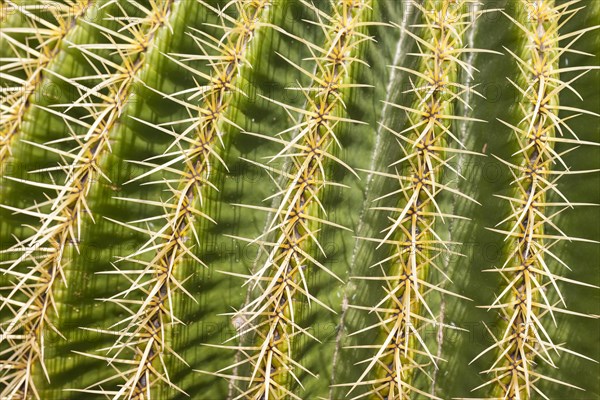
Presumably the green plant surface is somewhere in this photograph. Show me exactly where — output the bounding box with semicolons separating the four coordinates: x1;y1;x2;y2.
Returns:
471;1;599;397
0;0;91;162
203;2;383;399
0;0;598;399
333;1;490;398
0;0;187;397
436;1;600;399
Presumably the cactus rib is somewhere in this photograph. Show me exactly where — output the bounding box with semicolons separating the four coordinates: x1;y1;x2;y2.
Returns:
339;1;486;398
0;0;91;163
0;1;175;398
473;1;600;398
206;1;375;398
77;0;271;397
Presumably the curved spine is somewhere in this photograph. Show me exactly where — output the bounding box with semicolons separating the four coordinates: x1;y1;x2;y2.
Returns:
0;0;91;163
77;1;271;398
341;1;484;398
473;1;600;398
0;2;175;398
207;1;374;398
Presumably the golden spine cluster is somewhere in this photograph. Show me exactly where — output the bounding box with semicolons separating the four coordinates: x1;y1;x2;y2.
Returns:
0;0;597;398
0;0;91;162
79;1;271;398
205;1;374;399
473;0;600;398
341;1;484;398
0;1;175;398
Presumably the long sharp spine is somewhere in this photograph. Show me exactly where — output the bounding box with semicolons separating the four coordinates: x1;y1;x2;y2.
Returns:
208;1;374;398
78;1;271;397
474;1;600;398
0;1;175;398
339;1;483;398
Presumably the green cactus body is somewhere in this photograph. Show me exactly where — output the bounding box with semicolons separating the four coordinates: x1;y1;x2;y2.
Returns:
0;2;177;398
0;0;598;399
72;0;272;397
340;1;483;399
0;0;91;163
474;1;600;398
209;1;376;398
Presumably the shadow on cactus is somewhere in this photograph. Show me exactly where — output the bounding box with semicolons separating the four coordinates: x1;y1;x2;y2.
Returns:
0;0;598;399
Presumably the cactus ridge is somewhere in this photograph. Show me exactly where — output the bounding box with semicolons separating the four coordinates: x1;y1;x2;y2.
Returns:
336;1;489;399
0;1;176;398
201;1;376;399
472;1;600;398
0;0;91;162
76;0;271;398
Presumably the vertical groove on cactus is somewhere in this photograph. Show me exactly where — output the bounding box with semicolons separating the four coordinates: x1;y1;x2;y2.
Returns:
0;1;175;398
76;0;271;397
472;1;600;398
0;0;598;398
338;1;486;398
203;1;373;398
0;0;91;163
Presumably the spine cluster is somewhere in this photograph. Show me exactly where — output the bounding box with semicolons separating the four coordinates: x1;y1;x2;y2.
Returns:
82;0;270;397
344;1;481;398
0;0;90;162
211;1;373;398
474;1;599;398
0;1;174;398
0;0;597;398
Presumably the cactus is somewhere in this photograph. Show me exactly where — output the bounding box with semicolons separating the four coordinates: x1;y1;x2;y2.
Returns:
0;0;598;399
472;1;600;398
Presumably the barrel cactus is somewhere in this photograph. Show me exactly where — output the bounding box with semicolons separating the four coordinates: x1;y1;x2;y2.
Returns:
0;0;598;399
